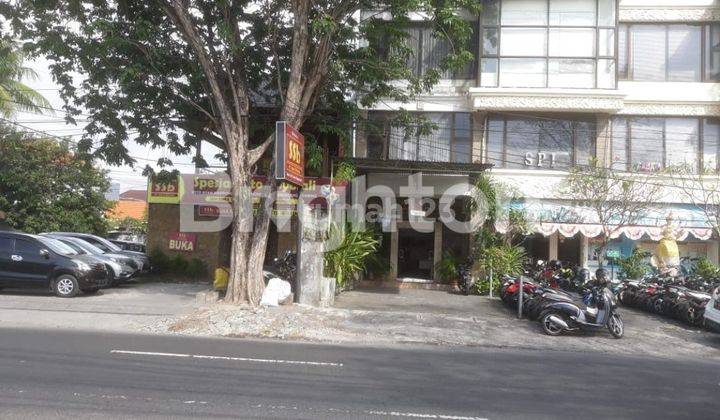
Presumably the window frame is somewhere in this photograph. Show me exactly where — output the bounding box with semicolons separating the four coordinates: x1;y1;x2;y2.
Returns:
610;116;716;173
399;22;479;80
478;0;619;89
484;113;597;169
366;112;475;163
618;23;713;83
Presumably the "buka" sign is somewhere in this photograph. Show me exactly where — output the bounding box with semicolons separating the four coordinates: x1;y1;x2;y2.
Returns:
168;232;197;253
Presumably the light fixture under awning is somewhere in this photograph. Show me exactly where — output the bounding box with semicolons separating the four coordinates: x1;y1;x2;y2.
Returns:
496;200;715;241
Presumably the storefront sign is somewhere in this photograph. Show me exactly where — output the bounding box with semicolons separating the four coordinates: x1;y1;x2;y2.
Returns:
275;121;305;186
148;177;183;204
168;232;197;253
524;152;569;168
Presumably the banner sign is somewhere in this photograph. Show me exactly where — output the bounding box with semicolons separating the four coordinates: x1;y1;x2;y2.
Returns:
168;232;197;253
275;121;305;186
147;177;182;204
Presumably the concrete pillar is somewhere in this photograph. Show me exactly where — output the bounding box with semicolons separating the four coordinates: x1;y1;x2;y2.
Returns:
708;240;719;265
296;208;324;306
389;228;399;280
580;234;589;268
471;111;486;164
596;115;612;167
549;232;559;261
433;221;443;281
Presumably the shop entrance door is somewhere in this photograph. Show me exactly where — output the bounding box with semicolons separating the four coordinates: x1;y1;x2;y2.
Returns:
558;234;581;266
398;228;434;279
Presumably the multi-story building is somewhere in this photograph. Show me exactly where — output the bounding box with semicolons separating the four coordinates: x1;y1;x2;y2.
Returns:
353;0;720;281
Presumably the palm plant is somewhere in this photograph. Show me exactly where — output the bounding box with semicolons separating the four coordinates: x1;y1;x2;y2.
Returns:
324;223;381;289
0;39;51;117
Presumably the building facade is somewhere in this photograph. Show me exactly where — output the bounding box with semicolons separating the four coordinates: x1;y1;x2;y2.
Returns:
354;0;720;279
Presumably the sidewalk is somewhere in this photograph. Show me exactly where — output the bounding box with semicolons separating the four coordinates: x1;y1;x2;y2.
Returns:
150;289;720;360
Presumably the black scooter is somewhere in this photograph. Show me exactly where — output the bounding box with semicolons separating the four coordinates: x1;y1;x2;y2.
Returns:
538;281;624;339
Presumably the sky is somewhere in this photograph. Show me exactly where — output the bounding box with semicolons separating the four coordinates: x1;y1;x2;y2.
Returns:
11;56;226;193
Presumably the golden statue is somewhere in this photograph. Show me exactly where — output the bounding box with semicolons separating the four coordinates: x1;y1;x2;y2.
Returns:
653;213;679;270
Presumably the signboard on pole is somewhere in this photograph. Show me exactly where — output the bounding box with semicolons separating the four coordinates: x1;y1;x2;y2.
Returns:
275;121;305;186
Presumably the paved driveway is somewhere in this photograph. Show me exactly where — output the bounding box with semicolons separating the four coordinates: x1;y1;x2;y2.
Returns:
0;281;207;332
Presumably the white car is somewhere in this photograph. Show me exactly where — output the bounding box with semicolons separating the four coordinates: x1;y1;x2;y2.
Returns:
703;287;720;333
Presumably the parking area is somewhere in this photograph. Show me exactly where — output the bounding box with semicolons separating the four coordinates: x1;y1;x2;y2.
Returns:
0;280;207;332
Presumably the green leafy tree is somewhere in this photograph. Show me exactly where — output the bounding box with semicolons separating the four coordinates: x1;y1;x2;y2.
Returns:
4;0;481;305
0;37;51;116
563;160;662;267
0;124;111;234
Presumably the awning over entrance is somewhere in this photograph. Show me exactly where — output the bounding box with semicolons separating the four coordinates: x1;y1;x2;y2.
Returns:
496;201;715;241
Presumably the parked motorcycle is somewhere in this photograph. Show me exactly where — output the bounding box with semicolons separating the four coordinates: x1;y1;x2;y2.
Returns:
539;269;624;339
458;263;474;295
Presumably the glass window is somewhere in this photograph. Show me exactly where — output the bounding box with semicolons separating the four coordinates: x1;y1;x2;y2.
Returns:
501;0;548;26
548;59;595;88
480;59;499;87
703;120;720;172
575;121;594;166
423;30;453;79
613;117;710;173
549;0;596;26
665;119;699;169
549;28;595;57
500;28;547;56
499;58;547;87
706;24;720;82
366;113;388;159
487;115;595;169
599;28;615;57
598;0;616;27
667;26;701;82
631;25;667;81
453;114;472;163
486;118;504;166
482;28;499;55
15;239;42;254
630;118;664;172
382;113;471;163
0;237;12;252
611;117;627;170
480;0;616;89
481;0;500;26
622;24;703;82
618;25;627;78
597;59;616;88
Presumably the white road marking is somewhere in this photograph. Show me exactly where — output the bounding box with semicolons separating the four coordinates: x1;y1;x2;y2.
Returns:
365;410;488;420
110;349;343;367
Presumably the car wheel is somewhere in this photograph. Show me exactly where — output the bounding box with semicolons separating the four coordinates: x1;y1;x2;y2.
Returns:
53;275;79;298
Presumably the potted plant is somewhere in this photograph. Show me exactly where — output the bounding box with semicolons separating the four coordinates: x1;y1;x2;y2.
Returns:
435;250;460;287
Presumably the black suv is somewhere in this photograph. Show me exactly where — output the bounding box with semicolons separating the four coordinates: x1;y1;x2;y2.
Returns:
0;232;109;297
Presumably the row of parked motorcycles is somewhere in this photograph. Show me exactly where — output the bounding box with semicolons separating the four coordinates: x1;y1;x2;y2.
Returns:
618;274;718;326
500;261;624;339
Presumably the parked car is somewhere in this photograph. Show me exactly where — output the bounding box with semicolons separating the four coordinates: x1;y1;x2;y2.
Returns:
703;286;720;333
41;234;137;286
47;232;150;273
0;232;109;297
107;231;146;253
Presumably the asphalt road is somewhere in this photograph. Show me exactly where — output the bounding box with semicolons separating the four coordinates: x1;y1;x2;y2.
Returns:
0;328;717;419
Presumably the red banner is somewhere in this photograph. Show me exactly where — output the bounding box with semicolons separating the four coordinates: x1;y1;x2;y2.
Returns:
275;121;305;186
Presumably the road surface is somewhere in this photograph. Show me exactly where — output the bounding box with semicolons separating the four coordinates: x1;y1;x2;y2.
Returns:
0;328;717;419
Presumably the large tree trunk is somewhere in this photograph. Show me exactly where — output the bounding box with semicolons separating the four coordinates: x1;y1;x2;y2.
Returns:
225;129;265;305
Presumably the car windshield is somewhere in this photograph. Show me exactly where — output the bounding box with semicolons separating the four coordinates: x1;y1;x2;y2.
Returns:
69;238;106;255
91;236;122;252
38;237;78;256
55;238;87;255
